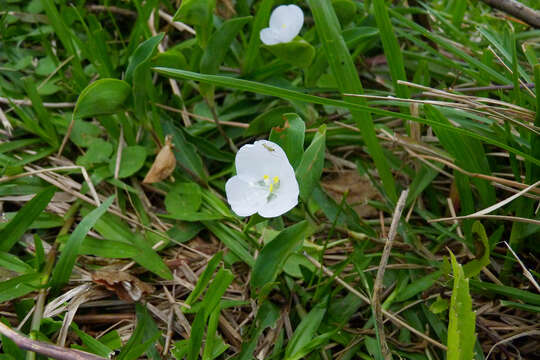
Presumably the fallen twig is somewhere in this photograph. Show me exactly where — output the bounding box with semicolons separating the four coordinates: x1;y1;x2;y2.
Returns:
0;322;107;360
481;0;540;28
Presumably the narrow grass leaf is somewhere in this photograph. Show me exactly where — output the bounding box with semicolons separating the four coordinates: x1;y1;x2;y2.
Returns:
153;69;540;168
284;296;328;360
0;187;56;252
243;0;273;74
308;0;396;201
372;0;409;99
0;273;41;303
51;197;114;290
184;251;223;307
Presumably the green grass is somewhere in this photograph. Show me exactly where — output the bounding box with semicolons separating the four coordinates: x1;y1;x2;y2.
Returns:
0;0;539;359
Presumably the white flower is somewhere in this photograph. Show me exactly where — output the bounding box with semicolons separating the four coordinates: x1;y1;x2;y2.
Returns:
259;4;304;46
226;140;299;218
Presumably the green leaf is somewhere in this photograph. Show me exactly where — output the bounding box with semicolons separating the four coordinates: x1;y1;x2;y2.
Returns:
204;222;254;267
184;252;223;307
165;182;202;217
0;252;34;274
395;270;443;303
50;197;114;290
200;16;251;76
269;113;305;168
173;0;216;47
426;105;495;208
463;221;491;278
243;0;274;74
447;252;476;360
74;79;131;119
244;106;294;136
263;39;316;68
308;0;397;201
295;126;326;201
109;145;147;178
118;303;161;360
284;296;328;360
0;187;56;252
152;69;540;168
162;120;208;184
372;0;409;99
332;0;357;25
125;33;164;84
131;234;173;280
236;301;280;360
251;221;309;291
0;273;41;303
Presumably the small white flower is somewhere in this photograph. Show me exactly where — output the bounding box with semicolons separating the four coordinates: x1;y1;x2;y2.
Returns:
226;140;299;218
259;4;304;46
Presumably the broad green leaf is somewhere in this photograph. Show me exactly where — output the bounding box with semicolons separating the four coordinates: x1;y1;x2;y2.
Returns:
76;138;113;167
74;79;131;119
125;33;164;83
447;252;476;360
263;39;316;68
463;221;491;278
109;145;147;178
0;187;56;252
165;182;202;217
244;106;294;136
295;126;326;201
51;197;114;290
284;296;328;359
269;113;305;168
251;221;309;291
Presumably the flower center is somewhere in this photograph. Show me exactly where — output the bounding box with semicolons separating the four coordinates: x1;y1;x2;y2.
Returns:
281;23;287;29
261;174;280;201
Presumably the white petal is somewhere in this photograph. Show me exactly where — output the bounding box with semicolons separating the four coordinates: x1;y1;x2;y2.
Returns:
225;176;267;217
259;164;299;218
260;27;281;46
235;140;290;180
269;4;304;43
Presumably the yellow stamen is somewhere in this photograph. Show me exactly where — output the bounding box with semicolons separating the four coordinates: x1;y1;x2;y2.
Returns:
273;176;279;183
281;24;286;29
269;183;274;193
263;175;269;180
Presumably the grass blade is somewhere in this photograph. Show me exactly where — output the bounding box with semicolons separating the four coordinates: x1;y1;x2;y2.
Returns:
50;197;114;290
308;0;397;201
0;187;56;252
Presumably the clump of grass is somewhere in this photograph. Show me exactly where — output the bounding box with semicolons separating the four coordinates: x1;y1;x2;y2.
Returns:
0;1;539;359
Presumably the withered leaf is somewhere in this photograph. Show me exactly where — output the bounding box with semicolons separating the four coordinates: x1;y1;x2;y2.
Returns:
143;135;176;184
92;270;155;302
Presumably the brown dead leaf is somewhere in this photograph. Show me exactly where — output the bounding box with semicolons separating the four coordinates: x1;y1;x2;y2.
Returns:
143;135;176;184
92;270;155;302
321;170;380;218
